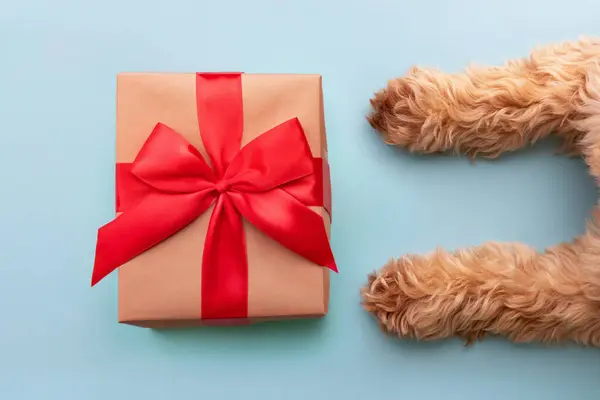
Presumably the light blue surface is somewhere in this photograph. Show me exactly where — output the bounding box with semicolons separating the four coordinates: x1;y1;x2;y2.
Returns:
1;1;600;399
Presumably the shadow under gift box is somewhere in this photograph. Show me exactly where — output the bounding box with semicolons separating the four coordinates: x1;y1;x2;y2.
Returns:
113;73;332;327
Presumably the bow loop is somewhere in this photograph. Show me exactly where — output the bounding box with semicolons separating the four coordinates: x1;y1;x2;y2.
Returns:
224;118;315;193
131;123;217;194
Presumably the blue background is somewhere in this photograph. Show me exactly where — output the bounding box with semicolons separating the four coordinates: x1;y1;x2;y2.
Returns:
1;0;599;399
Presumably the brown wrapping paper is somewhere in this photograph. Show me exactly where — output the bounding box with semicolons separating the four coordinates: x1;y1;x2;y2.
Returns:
115;73;331;327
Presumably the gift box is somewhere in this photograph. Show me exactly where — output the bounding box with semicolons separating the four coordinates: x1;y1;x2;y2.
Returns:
92;72;337;327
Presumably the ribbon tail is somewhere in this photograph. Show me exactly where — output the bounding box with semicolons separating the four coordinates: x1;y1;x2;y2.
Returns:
201;194;248;319
279;158;332;218
229;190;337;272
92;191;216;286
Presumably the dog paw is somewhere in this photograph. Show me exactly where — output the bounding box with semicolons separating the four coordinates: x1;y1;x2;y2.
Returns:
367;68;439;152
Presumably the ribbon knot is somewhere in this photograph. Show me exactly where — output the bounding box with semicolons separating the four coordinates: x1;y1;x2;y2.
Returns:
214;180;230;194
92;72;337;320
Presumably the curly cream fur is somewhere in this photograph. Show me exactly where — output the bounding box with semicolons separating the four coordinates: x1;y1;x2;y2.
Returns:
362;37;600;346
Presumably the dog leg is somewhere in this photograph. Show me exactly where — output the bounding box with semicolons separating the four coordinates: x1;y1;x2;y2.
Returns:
361;233;600;346
368;37;600;158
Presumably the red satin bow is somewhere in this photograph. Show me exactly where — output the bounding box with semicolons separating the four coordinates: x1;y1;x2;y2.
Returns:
92;72;337;319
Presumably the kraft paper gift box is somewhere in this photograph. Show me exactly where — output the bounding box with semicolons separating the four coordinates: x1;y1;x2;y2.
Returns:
92;72;337;327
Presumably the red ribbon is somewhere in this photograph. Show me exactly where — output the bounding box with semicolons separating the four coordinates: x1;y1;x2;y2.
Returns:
92;73;337;319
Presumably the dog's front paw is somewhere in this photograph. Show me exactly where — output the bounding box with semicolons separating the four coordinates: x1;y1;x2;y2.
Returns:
368;69;431;151
361;253;461;341
367;67;460;155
